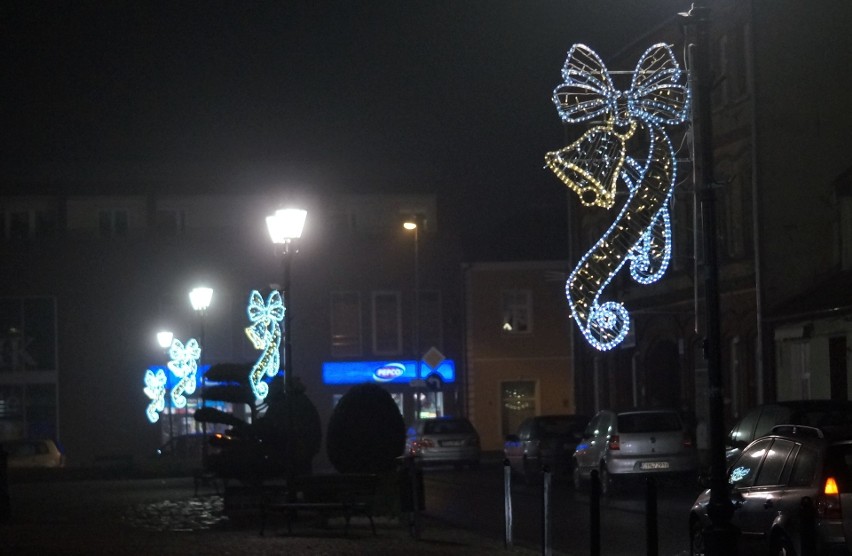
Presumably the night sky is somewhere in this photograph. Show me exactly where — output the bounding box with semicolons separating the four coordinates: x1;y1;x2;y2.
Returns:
3;1;688;259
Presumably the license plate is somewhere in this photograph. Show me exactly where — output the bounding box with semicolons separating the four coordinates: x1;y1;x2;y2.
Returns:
641;461;670;470
441;440;463;447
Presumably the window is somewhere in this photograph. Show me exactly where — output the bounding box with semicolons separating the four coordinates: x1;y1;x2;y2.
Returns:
501;289;532;334
789;446;818;487
155;209;185;236
754;439;795;486
372;291;401;355
729;438;772;489
330;292;361;357
99;209;128;237
501;381;536;438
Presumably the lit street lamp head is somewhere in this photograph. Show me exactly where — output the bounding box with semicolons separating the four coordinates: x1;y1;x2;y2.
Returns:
267;208;307;245
189;287;214;312
403;221;417;230
156;330;174;349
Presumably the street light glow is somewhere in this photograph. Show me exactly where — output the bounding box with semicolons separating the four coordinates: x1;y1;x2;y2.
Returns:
267;208;307;244
156;330;174;349
189;287;213;312
403;221;417;230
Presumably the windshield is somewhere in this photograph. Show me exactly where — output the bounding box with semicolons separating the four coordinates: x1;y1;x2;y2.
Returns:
617;412;682;433
423;419;474;435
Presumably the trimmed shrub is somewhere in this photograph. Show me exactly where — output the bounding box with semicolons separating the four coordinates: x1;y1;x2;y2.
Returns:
326;383;405;474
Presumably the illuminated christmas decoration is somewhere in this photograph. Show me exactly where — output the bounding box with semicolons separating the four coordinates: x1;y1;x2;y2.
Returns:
168;338;201;409
545;43;690;351
245;290;284;400
143;368;167;423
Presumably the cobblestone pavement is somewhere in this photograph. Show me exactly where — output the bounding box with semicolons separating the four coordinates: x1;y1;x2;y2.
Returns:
1;476;547;556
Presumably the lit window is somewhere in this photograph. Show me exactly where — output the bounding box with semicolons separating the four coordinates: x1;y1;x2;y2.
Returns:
501;289;532;334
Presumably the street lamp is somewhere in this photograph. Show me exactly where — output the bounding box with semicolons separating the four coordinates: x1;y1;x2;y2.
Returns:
403;219;421;420
156;330;174;349
189;287;213;439
266;208;307;393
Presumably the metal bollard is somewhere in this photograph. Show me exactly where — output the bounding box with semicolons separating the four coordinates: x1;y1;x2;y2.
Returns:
590;469;601;556
542;465;551;556
646;476;658;556
504;458;513;548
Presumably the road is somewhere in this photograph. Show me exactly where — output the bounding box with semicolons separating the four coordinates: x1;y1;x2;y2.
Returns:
421;460;700;556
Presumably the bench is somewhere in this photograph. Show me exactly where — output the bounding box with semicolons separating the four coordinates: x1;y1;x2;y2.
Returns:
259;473;379;536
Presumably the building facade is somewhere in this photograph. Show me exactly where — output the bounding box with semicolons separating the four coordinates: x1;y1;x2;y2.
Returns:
561;0;852;447
463;261;577;451
0;190;465;467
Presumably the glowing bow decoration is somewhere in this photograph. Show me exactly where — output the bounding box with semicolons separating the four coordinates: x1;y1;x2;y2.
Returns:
143;368;167;423
545;43;690;351
245;290;284;400
168;338;201;409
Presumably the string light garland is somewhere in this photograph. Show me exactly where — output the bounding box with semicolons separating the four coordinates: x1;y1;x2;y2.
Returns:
545;43;690;351
245;290;284;400
143;368;167;423
168;338;201;409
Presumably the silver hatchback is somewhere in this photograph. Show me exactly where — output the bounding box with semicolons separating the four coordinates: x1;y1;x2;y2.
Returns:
573;409;698;494
405;417;481;469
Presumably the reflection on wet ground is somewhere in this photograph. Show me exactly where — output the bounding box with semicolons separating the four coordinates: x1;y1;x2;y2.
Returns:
122;495;229;532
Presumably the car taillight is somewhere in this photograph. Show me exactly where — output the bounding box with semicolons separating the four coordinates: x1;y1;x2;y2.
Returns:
608;435;620;450
683;433;693;448
817;476;843;520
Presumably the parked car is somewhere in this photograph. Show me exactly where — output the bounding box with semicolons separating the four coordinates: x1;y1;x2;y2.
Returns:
2;438;65;468
726;400;852;465
573;408;698;494
690;424;852;555
405;416;480;469
504;414;589;483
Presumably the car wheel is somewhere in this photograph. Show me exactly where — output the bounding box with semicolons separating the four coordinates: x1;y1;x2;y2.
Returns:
689;520;706;556
771;535;796;556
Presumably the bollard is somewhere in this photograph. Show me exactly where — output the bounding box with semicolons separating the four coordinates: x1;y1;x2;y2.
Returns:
504;458;513;548
800;496;816;556
590;469;601;556
541;465;552;556
0;445;9;523
645;476;658;556
409;455;421;539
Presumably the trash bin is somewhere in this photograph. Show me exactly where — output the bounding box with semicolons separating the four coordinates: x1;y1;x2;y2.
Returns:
397;456;425;512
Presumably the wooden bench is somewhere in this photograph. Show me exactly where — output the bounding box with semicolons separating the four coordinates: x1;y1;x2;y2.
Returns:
259;473;379;536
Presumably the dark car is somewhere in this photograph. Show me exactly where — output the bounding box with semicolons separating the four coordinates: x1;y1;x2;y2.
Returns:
726;400;852;465
504;414;589;483
690;424;852;555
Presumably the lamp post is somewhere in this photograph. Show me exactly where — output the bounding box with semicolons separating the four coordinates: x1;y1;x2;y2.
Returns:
266;208;307;394
156;330;174;443
681;4;737;553
189;287;213;441
403;219;421;421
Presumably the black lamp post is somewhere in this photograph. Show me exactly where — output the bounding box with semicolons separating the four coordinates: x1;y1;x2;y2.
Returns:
403;219;421;421
681;4;738;553
266;208;307;394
